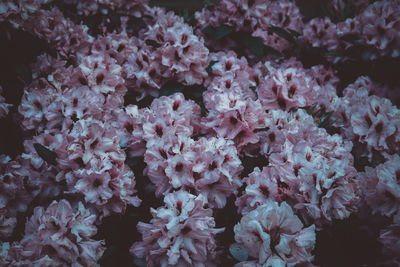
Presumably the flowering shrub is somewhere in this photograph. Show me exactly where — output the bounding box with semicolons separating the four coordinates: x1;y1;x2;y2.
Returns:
0;0;399;266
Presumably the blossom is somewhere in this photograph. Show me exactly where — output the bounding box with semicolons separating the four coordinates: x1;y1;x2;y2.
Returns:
358;0;400;58
257;66;319;111
252;110;359;225
130;191;224;266
145;135;243;208
141;8;209;85
234;201;316;266
3;200;105;266
360;154;400;217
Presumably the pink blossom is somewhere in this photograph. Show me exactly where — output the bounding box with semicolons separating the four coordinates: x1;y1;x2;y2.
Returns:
360;154;400;217
131;191;224;266
258;66;319;111
3;200;105;265
234;201;316;266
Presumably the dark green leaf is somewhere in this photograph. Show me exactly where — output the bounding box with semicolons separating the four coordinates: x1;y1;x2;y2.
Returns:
344;0;353;18
206;60;218;74
268;25;295;43
288;29;301;37
340;33;360;43
15;65;32;84
145;39;161;48
125;157;142;169
101;245;116;259
160;81;184;96
133;258;146;267
199;101;207;117
190;86;206;100
149;0;204;9
203;25;234;40
33;143;58;165
326;51;344;57
109;12;121;25
229;243;248;261
243;36;264;58
263;45;283;57
204;0;220;5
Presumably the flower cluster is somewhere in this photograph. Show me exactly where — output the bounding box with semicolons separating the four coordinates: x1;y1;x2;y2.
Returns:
237;109;359;226
334;76;400;160
302;0;400;61
1;200;105;266
202;51;266;150
135;93;243;208
131;191;224;266
196;0;303;52
234;201;316;266
359;154;400;217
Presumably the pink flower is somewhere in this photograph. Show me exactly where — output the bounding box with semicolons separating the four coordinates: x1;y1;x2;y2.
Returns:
234;201;316;266
351;96;399;151
131;191;224;266
360;154;400;217
358;0;400;58
258;67;319;111
5;200;105;265
141;8;209;86
254;110;359;225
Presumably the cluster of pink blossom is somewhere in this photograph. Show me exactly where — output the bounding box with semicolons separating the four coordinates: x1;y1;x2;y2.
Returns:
62;0;148;17
333;76;400;161
302;0;400;60
1;0;93;60
359;154;400;217
1;200;105;265
123;8;209;99
126;93;244;208
202;51;266;150
1;0;400;266
237;109;359;226
234;201;316;266
195;0;303;52
131;191;224;266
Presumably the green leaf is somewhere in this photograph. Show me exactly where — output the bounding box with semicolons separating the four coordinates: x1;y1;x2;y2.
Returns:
243;36;264;58
125;157;142;169
288;29;301;37
204;0;220;5
203;25;234;40
263;44;283;57
149;0;204;9
229;243;248;262
325;50;344;57
101;245;116;259
33;143;58;165
133;258;146;267
109;12;121;25
268;25;295;43
344;0;353;19
15;65;32;84
340;33;360;43
190;86;206;100
160;81;184;96
206;60;218;74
